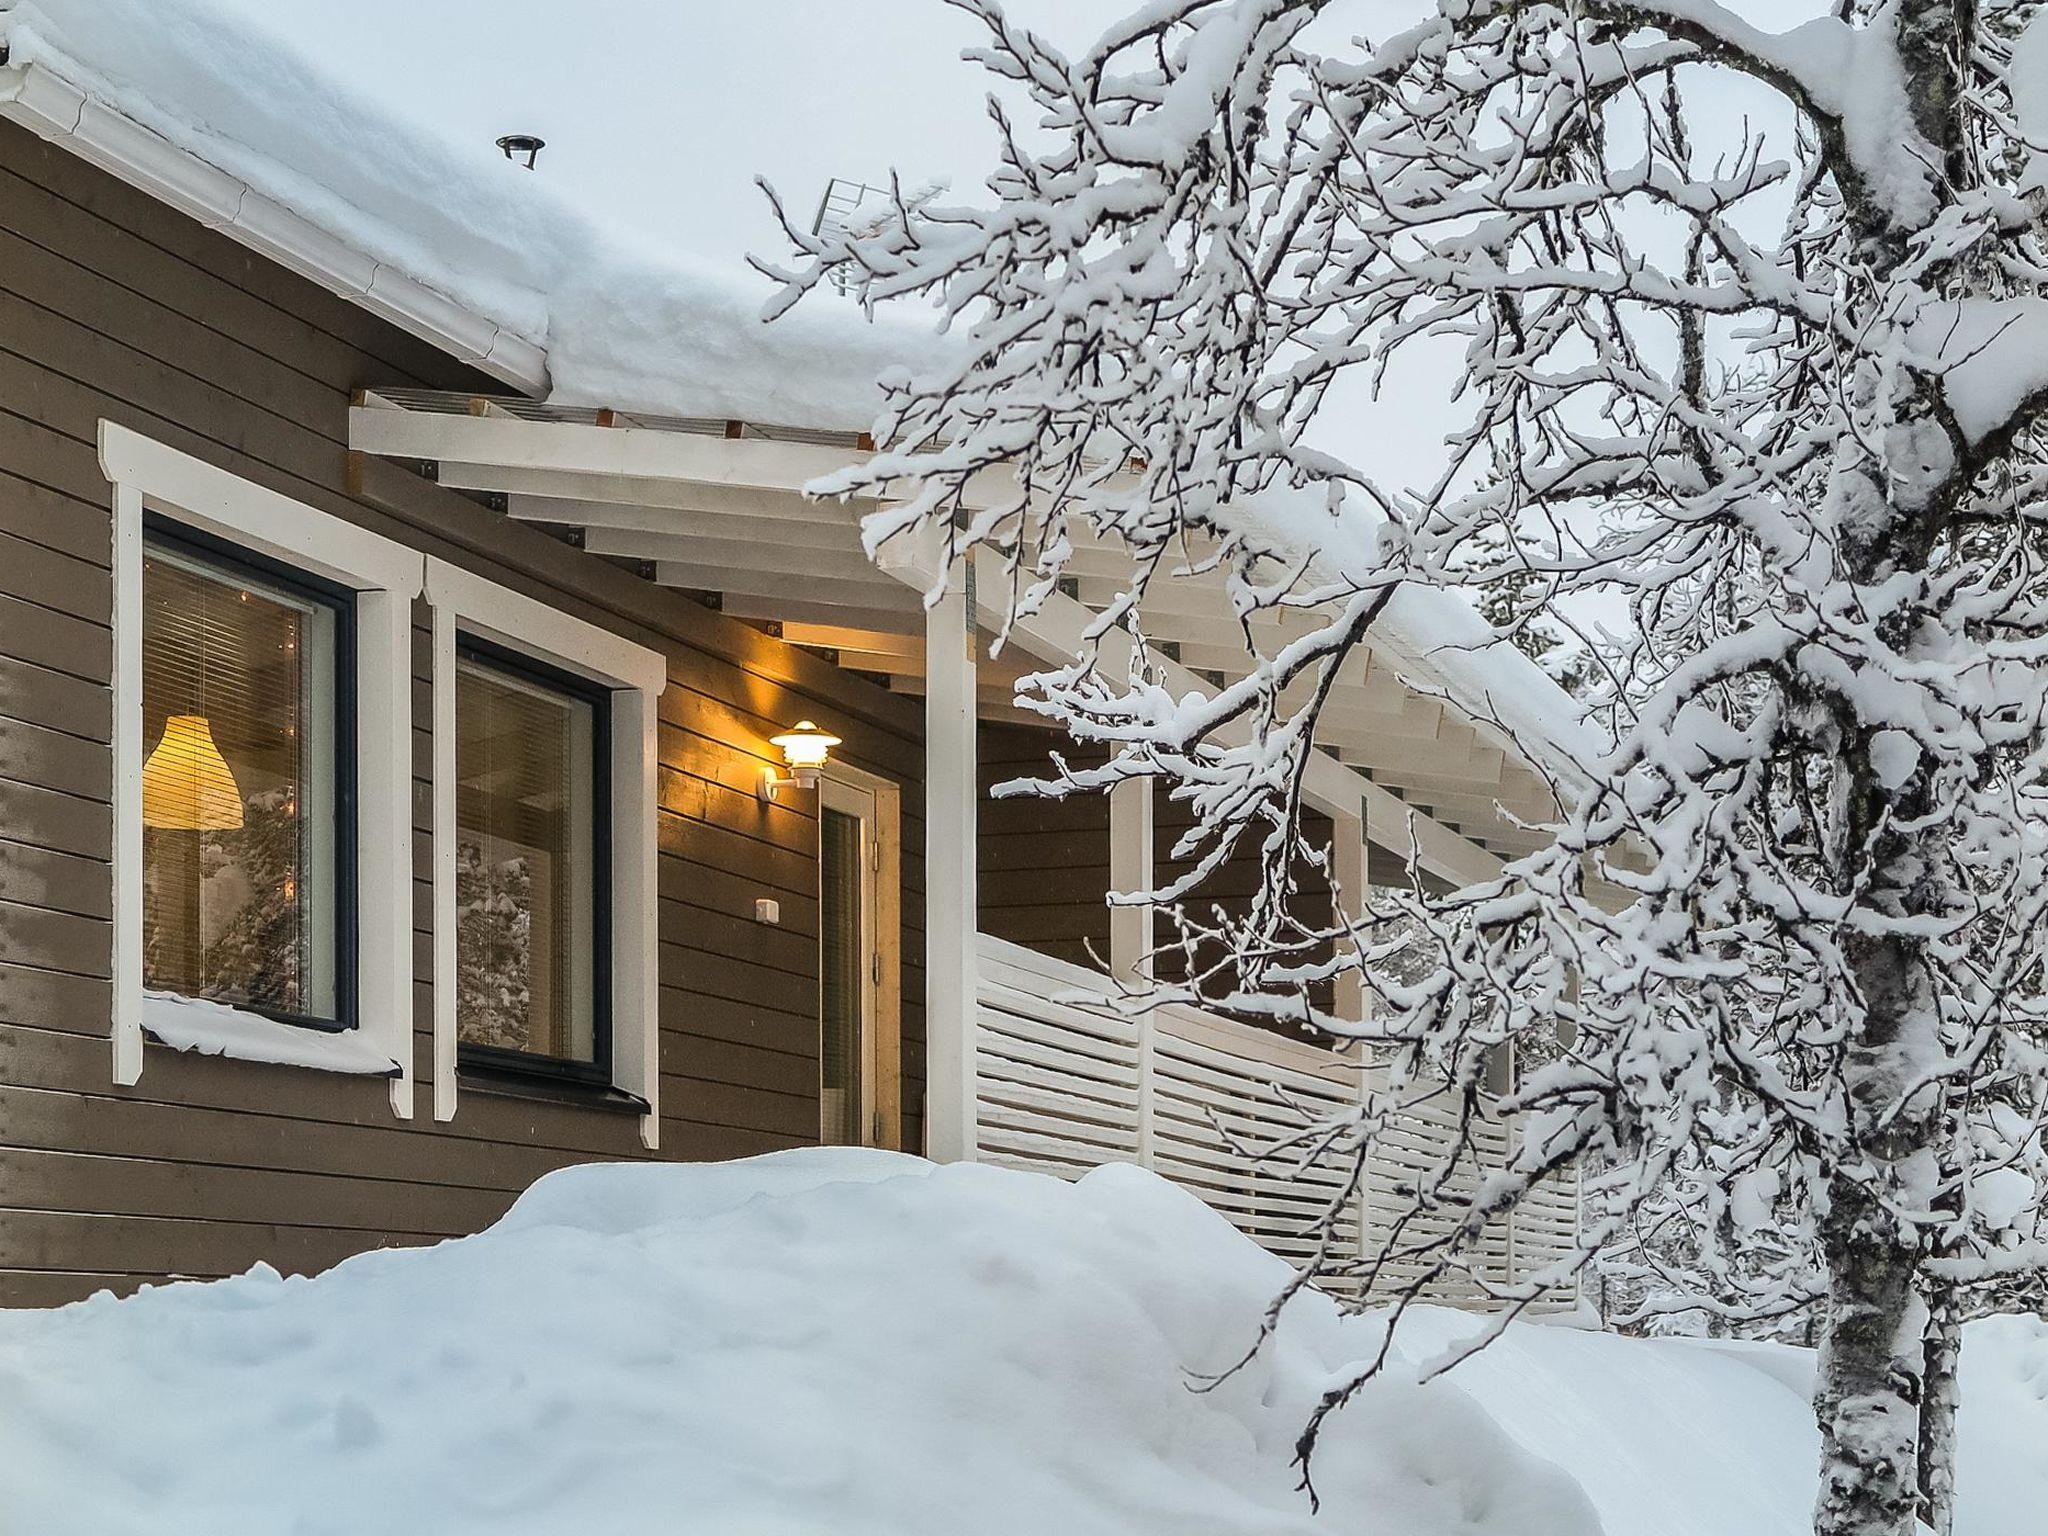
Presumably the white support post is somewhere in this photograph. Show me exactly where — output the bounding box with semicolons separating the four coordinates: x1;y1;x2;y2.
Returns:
1107;778;1154;988
1332;800;1369;1027
924;576;979;1163
1109;776;1156;1168
1333;799;1371;1271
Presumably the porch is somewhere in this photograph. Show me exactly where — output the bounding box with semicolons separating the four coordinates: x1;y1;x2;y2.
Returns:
346;389;1578;1299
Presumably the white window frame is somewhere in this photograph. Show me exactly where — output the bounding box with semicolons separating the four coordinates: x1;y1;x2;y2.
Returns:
423;557;666;1148
100;421;422;1117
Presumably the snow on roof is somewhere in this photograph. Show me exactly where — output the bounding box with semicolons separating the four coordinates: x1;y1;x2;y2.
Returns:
0;0;1593;777
1246;483;1602;777
0;0;929;429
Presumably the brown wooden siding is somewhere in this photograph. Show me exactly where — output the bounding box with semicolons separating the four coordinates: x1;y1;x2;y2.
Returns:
975;721;1110;971
973;725;1375;1019
0;119;925;1304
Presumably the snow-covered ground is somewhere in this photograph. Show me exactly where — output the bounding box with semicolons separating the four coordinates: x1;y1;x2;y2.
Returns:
0;1152;2040;1536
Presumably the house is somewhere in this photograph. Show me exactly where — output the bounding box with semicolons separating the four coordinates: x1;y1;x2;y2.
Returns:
0;0;1584;1307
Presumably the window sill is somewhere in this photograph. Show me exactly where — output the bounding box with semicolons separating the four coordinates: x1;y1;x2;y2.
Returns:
455;1062;649;1117
141;990;401;1077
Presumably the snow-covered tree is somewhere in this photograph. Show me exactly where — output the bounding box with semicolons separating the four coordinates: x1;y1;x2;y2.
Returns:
765;3;2048;1533
453;841;534;1050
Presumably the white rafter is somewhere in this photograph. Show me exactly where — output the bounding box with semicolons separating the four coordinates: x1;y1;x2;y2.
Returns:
349;391;1546;876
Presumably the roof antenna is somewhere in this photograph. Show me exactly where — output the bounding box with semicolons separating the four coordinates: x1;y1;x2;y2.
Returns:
495;134;545;170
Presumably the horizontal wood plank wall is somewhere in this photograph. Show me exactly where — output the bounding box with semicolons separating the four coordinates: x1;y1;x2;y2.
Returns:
0;120;925;1305
975;721;1110;972
1154;796;1338;1021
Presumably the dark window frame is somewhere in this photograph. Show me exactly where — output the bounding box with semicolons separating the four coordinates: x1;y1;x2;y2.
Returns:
139;514;360;1035
451;631;614;1088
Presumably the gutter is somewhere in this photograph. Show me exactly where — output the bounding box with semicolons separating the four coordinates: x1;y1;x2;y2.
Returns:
0;55;551;395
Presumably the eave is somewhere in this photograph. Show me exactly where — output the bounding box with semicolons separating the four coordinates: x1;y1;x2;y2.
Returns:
0;55;550;394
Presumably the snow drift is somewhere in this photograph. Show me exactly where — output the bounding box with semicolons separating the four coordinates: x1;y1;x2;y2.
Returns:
0;1152;2040;1536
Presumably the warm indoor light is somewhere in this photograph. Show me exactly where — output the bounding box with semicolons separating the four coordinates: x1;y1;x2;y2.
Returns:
763;720;841;800
141;714;245;831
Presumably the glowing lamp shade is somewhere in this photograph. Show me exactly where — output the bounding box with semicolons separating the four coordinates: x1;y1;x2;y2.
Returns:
763;721;841;800
772;721;841;772
142;714;245;831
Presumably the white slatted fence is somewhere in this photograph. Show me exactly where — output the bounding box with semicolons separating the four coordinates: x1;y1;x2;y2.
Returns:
971;935;1580;1307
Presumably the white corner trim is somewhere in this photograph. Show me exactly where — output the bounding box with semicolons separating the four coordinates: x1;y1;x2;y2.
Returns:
430;602;460;1126
100;420;420;1117
142;991;402;1077
109;475;144;1089
423;557;666;1146
0;59;549;395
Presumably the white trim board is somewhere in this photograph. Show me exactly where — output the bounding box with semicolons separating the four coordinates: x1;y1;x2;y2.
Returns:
99;420;421;1117
423;557;667;1147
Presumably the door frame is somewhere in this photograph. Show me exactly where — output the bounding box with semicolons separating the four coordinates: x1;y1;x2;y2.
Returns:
816;764;903;1150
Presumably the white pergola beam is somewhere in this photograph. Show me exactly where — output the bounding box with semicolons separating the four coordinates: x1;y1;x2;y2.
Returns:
777;623;926;661
965;550;1504;887
584;527;874;580
352;405;1021;509
510;493;870;543
716;594;924;635
652;562;911;609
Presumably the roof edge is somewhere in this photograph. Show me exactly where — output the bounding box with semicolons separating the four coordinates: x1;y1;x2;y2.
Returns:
0;55;551;394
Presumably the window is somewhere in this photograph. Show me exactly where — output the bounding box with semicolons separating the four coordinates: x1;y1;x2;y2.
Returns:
423;557;665;1145
104;422;421;1111
818;795;869;1146
453;639;610;1078
140;529;353;1029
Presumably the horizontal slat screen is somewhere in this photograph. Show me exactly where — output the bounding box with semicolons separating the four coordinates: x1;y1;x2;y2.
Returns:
971;934;1579;1310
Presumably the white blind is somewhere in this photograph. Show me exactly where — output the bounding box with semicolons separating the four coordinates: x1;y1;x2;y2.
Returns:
140;541;340;1021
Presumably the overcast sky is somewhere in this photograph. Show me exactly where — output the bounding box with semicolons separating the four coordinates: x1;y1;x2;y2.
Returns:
202;0;1427;268
202;0;1823;506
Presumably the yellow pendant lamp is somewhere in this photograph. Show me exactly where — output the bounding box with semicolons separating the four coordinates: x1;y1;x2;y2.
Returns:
142;714;244;831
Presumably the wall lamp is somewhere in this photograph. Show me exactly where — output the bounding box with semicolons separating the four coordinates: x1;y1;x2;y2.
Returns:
762;721;841;801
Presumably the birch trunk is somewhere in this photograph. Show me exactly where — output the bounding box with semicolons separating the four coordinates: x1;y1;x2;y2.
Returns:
1813;1184;1929;1536
1812;909;1941;1536
1806;11;1971;1522
1807;563;1949;1534
1917;1294;1963;1536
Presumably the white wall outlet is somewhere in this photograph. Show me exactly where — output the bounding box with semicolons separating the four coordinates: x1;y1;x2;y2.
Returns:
754;897;781;925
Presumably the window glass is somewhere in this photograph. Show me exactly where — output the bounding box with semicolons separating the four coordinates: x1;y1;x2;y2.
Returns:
141;537;344;1024
454;646;602;1067
818;805;865;1145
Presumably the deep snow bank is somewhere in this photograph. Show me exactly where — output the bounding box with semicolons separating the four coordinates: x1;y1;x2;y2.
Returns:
0;1152;2040;1536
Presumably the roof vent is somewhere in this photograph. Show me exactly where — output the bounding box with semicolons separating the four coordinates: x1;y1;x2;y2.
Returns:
495;133;545;170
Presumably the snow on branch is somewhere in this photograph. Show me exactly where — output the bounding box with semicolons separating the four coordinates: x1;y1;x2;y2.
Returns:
768;4;2048;1528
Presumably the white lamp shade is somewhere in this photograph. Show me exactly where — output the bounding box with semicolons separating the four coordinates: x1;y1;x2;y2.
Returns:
142;714;245;831
771;721;841;771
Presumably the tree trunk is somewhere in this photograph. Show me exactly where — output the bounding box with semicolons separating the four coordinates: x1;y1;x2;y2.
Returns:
1813;1192;1928;1536
1810;824;1946;1536
1917;1293;1963;1536
1807;527;1949;1536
